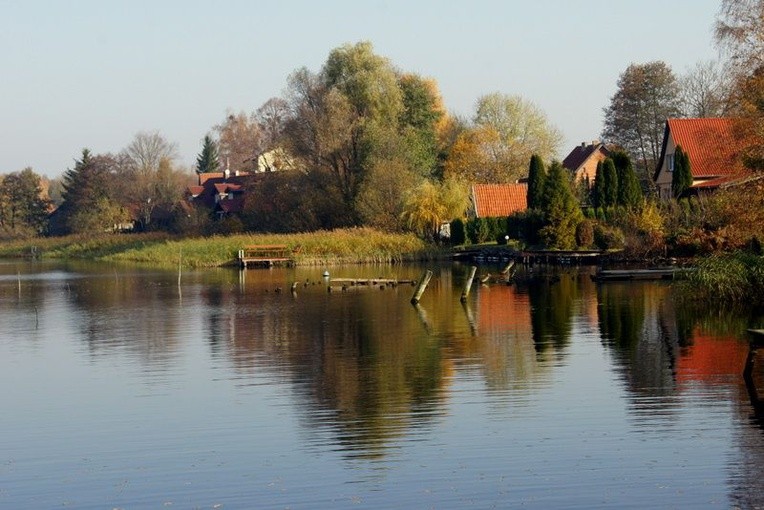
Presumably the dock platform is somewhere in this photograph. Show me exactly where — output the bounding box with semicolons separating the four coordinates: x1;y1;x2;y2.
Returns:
238;245;299;268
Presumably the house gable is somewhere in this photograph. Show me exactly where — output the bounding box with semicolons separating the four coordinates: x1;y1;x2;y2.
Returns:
562;141;610;186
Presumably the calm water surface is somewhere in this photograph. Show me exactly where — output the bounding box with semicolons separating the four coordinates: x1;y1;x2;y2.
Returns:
2;260;764;509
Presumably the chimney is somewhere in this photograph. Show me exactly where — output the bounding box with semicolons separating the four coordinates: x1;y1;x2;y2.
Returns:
581;142;586;148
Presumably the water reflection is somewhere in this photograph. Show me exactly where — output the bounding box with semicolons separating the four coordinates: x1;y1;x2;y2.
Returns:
3;261;764;507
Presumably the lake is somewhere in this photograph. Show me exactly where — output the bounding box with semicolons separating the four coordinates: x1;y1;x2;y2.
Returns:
1;260;764;509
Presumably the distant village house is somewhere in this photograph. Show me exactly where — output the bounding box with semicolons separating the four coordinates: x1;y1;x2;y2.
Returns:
562;140;610;187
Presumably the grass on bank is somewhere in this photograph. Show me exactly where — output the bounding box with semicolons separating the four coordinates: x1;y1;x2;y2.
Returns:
681;252;764;306
0;228;442;267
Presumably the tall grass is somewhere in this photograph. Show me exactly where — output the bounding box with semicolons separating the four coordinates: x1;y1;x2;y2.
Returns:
1;228;442;267
682;253;764;305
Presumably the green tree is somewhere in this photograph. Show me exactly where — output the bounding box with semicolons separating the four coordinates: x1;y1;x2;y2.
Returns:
672;146;693;198
196;134;220;175
612;151;643;207
57;149;128;234
526;154;546;209
592;161;606;209
602;158;618;208
539;161;583;249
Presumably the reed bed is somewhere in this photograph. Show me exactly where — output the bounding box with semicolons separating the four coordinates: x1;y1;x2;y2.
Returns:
682;253;764;306
1;228;442;267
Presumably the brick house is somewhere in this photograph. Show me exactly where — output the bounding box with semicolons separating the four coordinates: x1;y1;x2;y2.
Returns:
562;141;610;187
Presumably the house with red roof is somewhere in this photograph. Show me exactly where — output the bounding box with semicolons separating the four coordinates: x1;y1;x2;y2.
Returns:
562;140;610;187
470;183;527;218
653;118;752;199
187;168;251;218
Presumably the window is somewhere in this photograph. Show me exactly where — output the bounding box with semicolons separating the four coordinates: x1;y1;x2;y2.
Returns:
667;153;675;172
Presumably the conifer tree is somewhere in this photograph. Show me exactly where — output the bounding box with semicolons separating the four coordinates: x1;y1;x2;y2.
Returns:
602;158;618;207
592;160;606;209
539;161;583;249
612;151;643;207
196;135;220;175
672;146;693;198
526;154;546;209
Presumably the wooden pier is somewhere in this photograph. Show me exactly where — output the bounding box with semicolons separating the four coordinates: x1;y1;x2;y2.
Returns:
590;267;683;282
238;245;299;268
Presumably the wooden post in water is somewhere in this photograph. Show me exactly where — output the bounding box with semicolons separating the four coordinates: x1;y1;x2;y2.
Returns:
460;266;477;303
410;270;433;304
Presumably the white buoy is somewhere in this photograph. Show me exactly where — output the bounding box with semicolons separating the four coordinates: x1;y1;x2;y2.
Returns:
323;270;330;278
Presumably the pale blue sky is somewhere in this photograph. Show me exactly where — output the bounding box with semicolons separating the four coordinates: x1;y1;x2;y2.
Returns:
1;0;721;177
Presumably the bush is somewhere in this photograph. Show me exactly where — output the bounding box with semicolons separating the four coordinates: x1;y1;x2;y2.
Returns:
506;209;545;246
593;223;625;250
450;218;467;246
576;220;594;248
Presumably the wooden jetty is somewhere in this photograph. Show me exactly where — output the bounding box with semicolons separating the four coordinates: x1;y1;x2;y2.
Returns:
590;267;683;282
519;249;604;265
238;245;299;268
330;277;415;286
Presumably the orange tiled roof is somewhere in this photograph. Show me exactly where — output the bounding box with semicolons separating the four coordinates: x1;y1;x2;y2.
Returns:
472;183;527;218
660;118;748;181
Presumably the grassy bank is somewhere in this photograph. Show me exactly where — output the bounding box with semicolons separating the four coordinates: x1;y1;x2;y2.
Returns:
0;228;442;267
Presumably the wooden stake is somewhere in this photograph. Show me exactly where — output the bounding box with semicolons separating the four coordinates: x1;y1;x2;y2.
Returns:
460;266;477;303
410;270;433;304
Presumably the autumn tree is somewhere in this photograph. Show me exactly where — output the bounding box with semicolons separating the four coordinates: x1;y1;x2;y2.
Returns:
526;154;546;209
214;112;261;172
715;0;764;71
679;60;732;117
538;161;582;249
400;177;467;240
602;61;682;182
118;132;185;230
196;134;220;175
0;168;51;236
442;93;561;184
672;146;693;198
124;131;178;175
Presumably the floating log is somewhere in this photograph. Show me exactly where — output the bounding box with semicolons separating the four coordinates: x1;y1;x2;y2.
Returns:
410;270;433;304
461;266;478;303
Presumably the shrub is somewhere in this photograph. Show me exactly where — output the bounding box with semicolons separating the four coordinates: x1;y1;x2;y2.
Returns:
593;224;625;250
450;218;467;246
576;220;594;248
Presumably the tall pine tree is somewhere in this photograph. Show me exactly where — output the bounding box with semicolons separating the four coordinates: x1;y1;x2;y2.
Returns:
672;146;693;198
526;154;546;209
196;135;220;175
